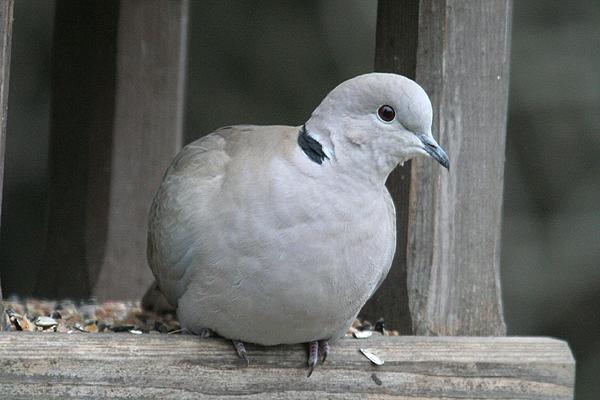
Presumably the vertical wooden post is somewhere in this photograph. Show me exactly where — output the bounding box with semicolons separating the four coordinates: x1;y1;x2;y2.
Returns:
363;0;511;336
0;0;13;331
360;0;420;334
35;1;120;300
93;0;188;301
408;0;511;335
35;0;188;301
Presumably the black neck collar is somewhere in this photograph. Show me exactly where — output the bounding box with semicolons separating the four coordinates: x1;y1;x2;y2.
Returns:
298;125;328;165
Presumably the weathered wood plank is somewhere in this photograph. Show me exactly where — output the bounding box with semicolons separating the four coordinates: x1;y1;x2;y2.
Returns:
407;0;511;335
0;0;13;332
0;334;574;399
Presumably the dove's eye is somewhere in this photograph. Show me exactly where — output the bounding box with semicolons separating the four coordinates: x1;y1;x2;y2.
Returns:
378;105;395;122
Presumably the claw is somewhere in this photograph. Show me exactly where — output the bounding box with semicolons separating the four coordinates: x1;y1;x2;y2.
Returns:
233;340;249;366
199;328;213;338
307;341;319;377
306;340;329;377
318;340;329;364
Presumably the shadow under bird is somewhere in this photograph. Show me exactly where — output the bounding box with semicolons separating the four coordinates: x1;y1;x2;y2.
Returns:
147;73;449;377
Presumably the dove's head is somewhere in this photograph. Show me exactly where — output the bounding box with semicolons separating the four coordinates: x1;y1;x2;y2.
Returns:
304;73;449;180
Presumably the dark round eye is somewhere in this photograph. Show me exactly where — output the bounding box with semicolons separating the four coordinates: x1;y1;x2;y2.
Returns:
378;105;395;122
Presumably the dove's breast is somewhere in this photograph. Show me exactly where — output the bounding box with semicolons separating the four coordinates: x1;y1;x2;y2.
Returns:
148;126;396;345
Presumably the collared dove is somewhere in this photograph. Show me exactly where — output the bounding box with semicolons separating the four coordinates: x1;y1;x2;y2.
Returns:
147;72;449;376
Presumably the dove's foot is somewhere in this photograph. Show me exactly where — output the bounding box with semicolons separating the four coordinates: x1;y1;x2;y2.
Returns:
233;340;249;365
307;339;329;377
199;328;213;338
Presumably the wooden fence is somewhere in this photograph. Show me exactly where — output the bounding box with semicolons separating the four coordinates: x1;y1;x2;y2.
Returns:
0;0;576;399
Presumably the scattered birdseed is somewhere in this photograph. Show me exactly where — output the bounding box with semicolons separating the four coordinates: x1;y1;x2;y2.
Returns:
371;373;383;386
352;330;373;339
360;348;384;365
2;298;181;334
33;316;58;328
2;298;399;340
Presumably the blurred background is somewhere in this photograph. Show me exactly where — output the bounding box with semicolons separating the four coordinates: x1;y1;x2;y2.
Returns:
0;1;598;398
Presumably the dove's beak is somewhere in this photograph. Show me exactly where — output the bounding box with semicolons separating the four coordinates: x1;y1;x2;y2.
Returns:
419;134;450;170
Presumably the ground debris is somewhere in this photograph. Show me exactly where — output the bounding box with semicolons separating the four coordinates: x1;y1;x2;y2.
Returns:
3;298;181;334
3;298;399;338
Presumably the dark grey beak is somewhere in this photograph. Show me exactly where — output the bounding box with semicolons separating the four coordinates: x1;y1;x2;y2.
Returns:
419;134;450;170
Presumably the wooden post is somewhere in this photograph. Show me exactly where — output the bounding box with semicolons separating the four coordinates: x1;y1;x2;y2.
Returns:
92;0;189;301
35;0;188;301
0;334;575;399
0;285;5;331
34;1;120;299
408;0;511;335
363;0;510;336
0;0;13;331
360;0;420;335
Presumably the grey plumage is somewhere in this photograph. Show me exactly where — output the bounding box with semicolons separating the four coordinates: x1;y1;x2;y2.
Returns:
147;73;448;352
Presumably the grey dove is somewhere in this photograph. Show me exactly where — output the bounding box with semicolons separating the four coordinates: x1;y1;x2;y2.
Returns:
147;72;449;376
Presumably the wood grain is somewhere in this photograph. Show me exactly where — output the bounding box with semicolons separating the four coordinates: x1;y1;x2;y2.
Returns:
36;1;189;300
0;0;13;331
92;0;189;301
35;2;120;299
408;0;512;335
0;334;574;399
361;0;420;335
